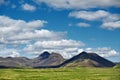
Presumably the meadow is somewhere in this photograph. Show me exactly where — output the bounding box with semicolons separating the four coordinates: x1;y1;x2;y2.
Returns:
0;67;120;80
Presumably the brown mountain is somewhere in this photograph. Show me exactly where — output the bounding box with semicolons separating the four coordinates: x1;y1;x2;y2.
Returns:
59;51;115;67
0;51;116;68
31;51;65;67
0;51;65;68
0;57;30;68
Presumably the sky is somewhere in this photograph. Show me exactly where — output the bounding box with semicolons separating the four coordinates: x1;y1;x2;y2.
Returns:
0;0;120;62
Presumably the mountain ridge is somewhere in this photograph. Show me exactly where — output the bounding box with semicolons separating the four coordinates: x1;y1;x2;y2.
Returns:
0;51;116;68
58;51;115;67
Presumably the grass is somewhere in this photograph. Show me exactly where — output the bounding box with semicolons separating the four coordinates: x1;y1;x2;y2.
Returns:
0;67;120;80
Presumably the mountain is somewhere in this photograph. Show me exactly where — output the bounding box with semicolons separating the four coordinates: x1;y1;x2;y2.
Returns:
0;57;30;68
59;51;115;67
0;51;65;68
0;51;116;68
31;51;65;67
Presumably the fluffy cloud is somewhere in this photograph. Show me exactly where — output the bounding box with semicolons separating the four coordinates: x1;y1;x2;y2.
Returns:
69;10;120;30
101;21;120;30
0;49;20;57
69;10;119;21
0;15;66;44
34;0;120;9
84;47;119;57
0;15;69;57
21;3;36;11
24;45;119;59
24;39;85;58
9;51;20;57
0;15;52;45
69;10;107;20
0;15;85;58
0;16;46;33
77;22;90;28
33;39;84;48
8;29;66;41
0;16;45;33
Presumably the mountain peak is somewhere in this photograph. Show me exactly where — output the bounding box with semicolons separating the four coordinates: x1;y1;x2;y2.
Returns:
39;51;50;59
76;51;88;59
60;51;115;67
81;51;87;54
79;51;87;55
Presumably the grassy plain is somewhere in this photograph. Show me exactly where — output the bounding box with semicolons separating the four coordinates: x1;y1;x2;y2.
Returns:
0;67;120;80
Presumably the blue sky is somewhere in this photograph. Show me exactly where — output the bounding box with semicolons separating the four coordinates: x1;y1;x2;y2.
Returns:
0;0;120;62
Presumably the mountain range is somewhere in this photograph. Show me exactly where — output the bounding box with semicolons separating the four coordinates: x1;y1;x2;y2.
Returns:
0;51;116;68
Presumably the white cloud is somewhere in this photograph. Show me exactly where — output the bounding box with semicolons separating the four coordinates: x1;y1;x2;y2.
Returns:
9;51;20;57
23;39;85;58
24;45;119;59
0;15;50;45
0;16;67;47
69;10;120;30
69;10;119;21
0;16;47;34
84;47;119;57
0;15;68;57
34;0;120;9
24;39;85;50
101;21;120;30
21;3;36;11
0;15;85;58
77;22;90;27
0;16;46;35
8;29;66;41
33;39;84;49
0;49;20;57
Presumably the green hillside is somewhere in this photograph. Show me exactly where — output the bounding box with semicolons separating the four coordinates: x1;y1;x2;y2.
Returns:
0;67;120;80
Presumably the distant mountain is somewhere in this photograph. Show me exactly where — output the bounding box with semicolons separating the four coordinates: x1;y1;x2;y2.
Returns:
59;51;115;67
0;57;30;68
0;51;65;68
0;51;116;68
31;51;65;67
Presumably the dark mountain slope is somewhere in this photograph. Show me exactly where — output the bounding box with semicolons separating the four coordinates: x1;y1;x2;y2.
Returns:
59;51;115;67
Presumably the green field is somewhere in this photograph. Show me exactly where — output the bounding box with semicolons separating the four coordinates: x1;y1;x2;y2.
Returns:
0;67;120;80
